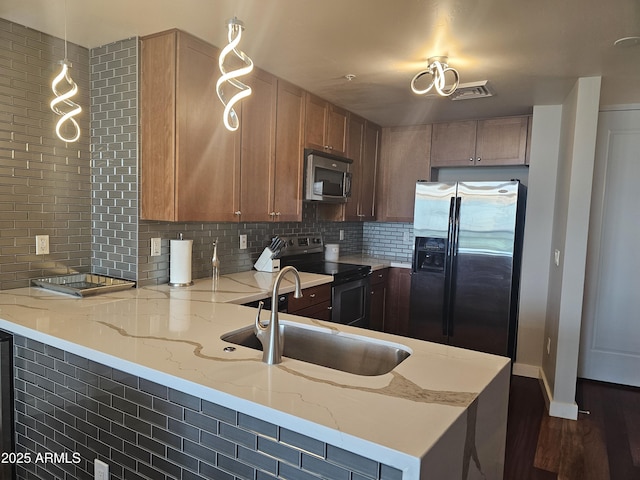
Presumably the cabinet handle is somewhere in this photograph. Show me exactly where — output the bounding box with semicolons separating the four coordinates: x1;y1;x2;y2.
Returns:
469;157;474;162
269;212;275;217
309;293;316;298
275;212;281;216
378;274;383;278
234;211;241;215
476;157;481;162
327;306;332;310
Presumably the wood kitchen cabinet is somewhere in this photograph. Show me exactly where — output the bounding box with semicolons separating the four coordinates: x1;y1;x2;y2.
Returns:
272;80;305;221
369;268;388;332
239;71;304;222
376;125;431;222
239;67;277;222
140;29;241;222
344;116;380;221
384;267;411;336
304;93;348;156
430;116;529;167
288;283;332;321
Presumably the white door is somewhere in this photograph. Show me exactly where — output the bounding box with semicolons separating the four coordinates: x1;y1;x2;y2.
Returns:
579;108;640;387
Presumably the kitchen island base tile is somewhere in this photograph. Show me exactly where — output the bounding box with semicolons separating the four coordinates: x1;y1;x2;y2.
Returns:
11;334;403;480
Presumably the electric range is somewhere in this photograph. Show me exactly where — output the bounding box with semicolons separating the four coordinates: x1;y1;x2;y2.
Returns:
276;235;371;327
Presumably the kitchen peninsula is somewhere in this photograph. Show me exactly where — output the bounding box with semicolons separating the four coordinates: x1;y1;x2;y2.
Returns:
0;272;510;480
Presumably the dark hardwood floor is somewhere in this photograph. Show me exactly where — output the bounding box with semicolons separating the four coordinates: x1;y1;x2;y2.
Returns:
505;376;640;480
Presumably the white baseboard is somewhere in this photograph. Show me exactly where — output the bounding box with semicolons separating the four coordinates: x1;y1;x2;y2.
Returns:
512;362;540;378
539;367;578;420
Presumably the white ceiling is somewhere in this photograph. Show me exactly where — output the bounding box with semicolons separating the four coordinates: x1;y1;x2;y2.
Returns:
2;0;640;127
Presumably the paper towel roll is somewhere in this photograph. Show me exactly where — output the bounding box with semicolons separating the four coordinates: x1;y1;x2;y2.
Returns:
169;239;194;286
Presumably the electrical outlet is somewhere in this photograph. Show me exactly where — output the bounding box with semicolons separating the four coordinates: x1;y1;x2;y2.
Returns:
239;234;247;250
94;459;109;480
339;229;344;240
150;237;162;256
35;235;49;255
554;249;561;267
403;231;412;244
546;337;551;355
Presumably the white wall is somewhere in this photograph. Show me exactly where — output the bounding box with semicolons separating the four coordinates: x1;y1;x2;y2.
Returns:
541;76;601;419
514;106;562;376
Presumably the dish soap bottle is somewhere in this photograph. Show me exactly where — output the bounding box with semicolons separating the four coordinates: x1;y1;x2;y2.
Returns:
211;238;220;291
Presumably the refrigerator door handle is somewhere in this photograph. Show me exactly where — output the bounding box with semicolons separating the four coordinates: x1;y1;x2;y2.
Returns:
448;197;462;337
442;197;457;336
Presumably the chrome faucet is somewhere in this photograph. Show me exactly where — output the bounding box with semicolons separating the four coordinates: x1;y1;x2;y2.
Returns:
254;266;303;364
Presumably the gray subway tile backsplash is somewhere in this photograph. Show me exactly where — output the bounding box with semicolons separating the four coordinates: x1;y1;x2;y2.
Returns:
11;334;403;480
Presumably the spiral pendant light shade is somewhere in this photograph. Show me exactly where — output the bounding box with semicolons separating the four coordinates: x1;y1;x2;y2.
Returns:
216;17;254;131
50;59;82;142
50;0;81;142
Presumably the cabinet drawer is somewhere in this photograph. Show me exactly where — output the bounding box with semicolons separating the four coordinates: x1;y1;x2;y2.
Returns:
370;268;388;286
290;300;332;322
288;283;331;312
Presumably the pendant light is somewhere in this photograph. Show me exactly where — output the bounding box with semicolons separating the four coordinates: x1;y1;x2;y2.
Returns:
50;0;81;142
216;17;254;131
411;56;460;97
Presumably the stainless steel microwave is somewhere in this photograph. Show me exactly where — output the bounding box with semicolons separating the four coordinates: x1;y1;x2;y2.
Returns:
303;149;352;203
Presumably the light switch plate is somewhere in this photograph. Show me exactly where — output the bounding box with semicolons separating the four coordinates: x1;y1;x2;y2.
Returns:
150;237;162;256
239;234;247;250
94;459;109;480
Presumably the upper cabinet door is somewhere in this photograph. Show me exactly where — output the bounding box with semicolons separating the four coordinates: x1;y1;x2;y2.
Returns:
475;116;529;166
140;30;240;222
273;80;305;222
304;93;347;156
176;32;241;222
238;67;277;222
359;120;381;220
377;125;431;222
430;121;477;167
326;104;348;156
344;113;365;221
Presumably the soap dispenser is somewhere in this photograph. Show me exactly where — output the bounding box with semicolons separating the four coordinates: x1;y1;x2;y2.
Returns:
211;238;220;291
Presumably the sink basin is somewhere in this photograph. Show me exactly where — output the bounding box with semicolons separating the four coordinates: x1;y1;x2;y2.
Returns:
221;322;411;376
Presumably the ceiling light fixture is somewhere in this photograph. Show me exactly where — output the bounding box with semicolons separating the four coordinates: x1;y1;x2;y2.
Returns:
613;36;640;48
410;56;460;97
50;0;81;143
216;17;254;132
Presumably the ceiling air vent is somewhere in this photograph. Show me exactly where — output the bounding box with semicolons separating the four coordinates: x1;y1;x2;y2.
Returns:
450;80;494;101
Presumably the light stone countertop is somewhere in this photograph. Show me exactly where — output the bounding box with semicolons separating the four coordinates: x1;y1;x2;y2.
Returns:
338;254;412;270
0;270;509;479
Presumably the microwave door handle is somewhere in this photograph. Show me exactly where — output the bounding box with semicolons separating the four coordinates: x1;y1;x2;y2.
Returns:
344;172;352;197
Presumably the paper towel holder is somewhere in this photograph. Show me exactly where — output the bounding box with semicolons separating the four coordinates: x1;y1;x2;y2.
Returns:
169;233;194;287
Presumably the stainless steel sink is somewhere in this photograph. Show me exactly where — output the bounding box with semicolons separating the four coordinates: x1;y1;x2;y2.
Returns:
221;322;411;376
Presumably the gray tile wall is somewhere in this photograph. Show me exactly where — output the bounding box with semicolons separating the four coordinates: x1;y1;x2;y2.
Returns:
0;18;92;290
12;334;402;480
90;37;138;281
362;223;413;263
138;205;365;286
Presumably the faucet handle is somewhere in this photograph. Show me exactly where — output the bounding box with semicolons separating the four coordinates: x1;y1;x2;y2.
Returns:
255;301;267;331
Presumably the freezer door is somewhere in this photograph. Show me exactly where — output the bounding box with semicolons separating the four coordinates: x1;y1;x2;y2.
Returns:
448;181;520;357
409;182;456;343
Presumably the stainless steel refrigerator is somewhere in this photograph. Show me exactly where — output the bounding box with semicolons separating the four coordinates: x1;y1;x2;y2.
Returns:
408;180;526;359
